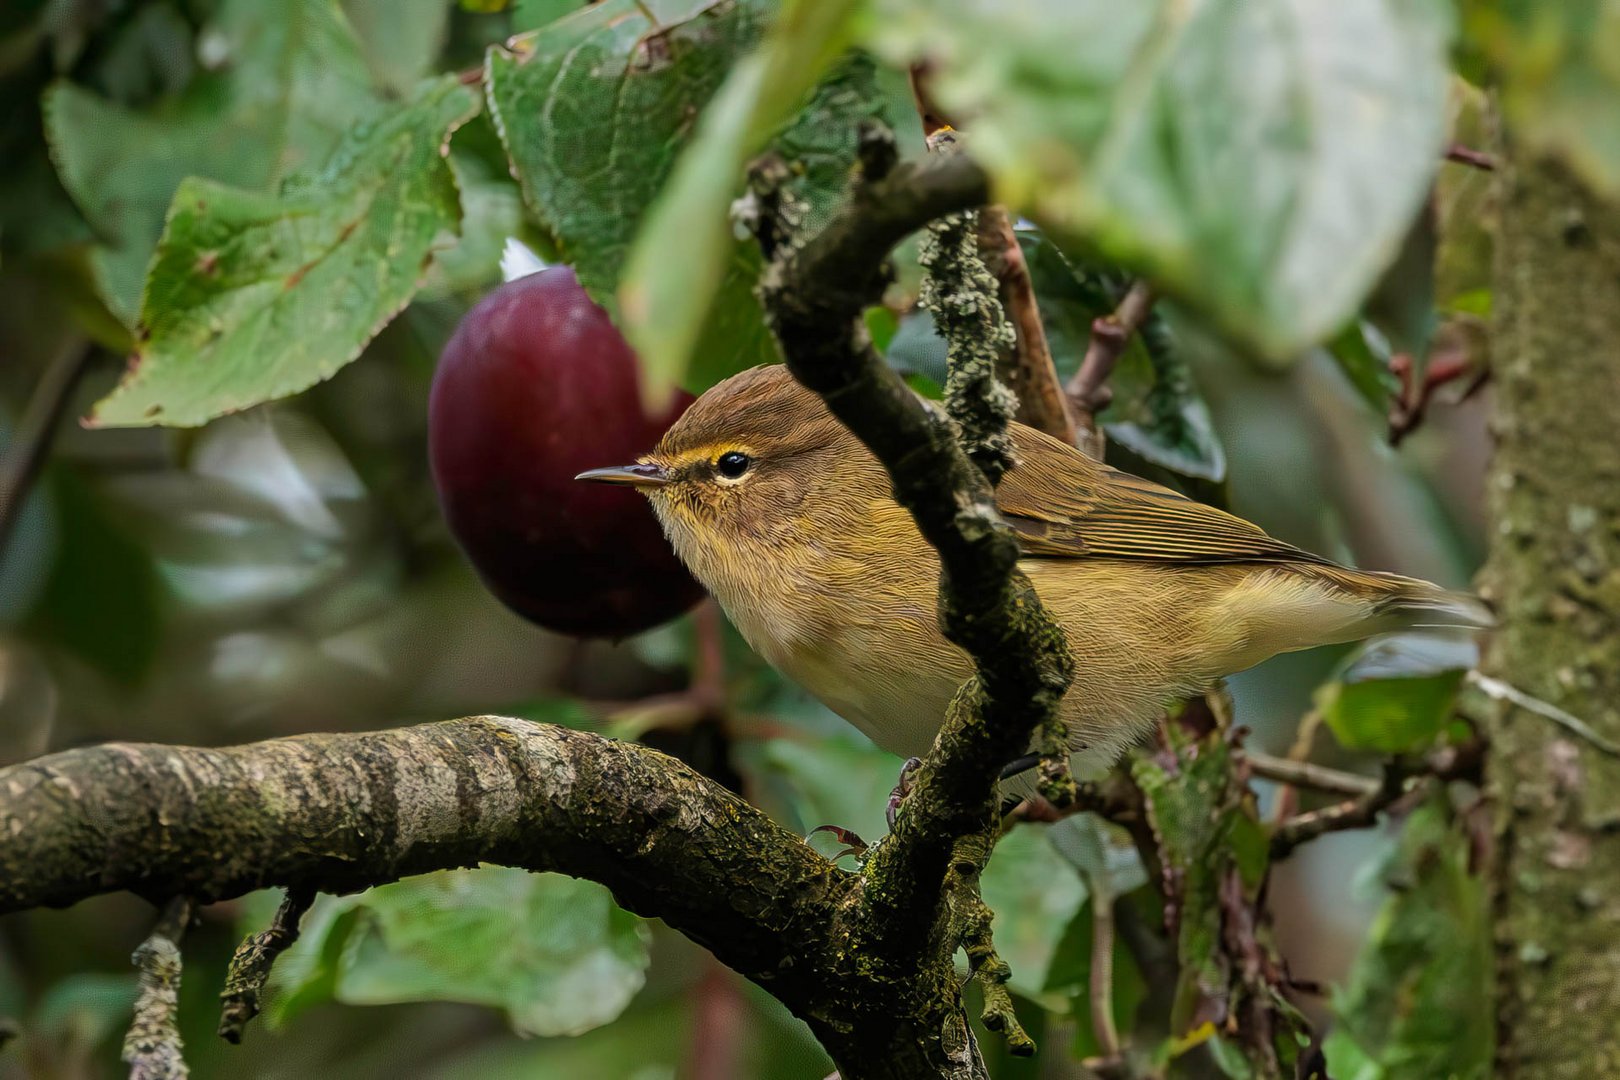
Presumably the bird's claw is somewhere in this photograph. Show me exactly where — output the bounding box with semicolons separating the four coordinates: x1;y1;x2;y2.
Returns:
886;756;924;831
809;824;868;862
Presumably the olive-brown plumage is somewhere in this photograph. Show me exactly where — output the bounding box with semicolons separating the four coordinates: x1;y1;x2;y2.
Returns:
580;365;1487;775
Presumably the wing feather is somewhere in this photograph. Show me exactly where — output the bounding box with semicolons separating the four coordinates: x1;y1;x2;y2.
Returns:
999;423;1334;568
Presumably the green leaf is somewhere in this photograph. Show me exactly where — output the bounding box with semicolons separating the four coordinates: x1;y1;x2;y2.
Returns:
485;0;772;381
88;77;479;428
341;0;452;96
1328;321;1401;413
487;0;890;394
45;0;387;323
28;474;162;683
1019;229;1225;481
618;0;862;398
275;869;652;1037
866;0;1454;360
1462;1;1620;194
1318;634;1470;755
1323;798;1492;1080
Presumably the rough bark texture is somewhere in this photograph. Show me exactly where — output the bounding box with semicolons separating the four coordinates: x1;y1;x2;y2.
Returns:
1483;151;1620;1079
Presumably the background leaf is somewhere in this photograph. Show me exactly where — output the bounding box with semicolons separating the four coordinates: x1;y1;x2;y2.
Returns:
89;77;479;428
45;0;386;323
867;0;1455;360
617;0;861;397
1318;634;1472;755
487;0;895;394
1323;798;1492;1080
270;869;652;1038
1462;0;1620;194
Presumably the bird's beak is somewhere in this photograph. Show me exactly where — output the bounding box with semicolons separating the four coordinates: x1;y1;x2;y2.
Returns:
575;462;671;488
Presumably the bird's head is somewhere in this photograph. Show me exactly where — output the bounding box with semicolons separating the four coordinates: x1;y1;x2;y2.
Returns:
576;365;883;588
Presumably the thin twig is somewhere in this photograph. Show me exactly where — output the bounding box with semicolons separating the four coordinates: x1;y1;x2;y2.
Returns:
1243;750;1380;798
124;897;194;1080
1270;740;1485;857
975;208;1081;444
0;339;95;564
218;887;314;1043
1271;761;1411;857
1445;143;1497;171
1089;892;1122;1059
1469;671;1620;756
1066;282;1156;458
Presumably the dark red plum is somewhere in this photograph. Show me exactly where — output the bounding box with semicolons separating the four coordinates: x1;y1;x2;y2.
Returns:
429;266;703;638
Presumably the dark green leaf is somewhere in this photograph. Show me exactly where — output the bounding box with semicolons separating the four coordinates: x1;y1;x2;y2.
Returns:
28;474;161;683
487;0;889;394
1328;321;1401;413
1019;230;1225;481
484;0;773;390
89;77;480;428
867;0;1455;360
1364;201;1439;372
619;0;862;395
45;0;387;323
1318;635;1471;755
336;869;651;1036
1323;797;1492;1080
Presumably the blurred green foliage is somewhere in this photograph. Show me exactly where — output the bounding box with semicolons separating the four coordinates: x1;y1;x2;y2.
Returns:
0;0;1578;1075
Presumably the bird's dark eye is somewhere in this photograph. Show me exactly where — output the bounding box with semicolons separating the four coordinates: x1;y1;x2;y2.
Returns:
715;451;752;479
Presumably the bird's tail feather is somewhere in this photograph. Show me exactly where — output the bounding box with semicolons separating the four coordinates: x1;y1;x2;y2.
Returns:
1365;575;1494;633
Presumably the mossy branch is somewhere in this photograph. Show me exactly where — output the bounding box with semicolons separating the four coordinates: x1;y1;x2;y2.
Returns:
754;123;1074;966
0;719;848;1000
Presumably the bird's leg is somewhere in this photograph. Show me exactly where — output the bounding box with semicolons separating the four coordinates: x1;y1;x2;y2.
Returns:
885;756;924;830
808;824;868;862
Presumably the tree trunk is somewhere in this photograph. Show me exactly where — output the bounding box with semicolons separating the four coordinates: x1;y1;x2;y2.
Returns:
1484;149;1620;1078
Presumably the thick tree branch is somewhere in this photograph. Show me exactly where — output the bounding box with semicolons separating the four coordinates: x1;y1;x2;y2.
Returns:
757;131;1073;948
0;719;849;1003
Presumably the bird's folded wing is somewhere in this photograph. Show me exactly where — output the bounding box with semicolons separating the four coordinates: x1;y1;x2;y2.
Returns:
998;425;1334;567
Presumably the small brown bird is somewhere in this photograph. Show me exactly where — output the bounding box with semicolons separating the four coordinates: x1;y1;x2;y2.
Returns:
580;365;1487;776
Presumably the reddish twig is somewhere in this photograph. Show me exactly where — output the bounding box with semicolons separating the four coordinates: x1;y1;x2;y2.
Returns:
974;209;1081;444
1066;281;1157;458
1388;326;1490;445
1445;143;1497;172
907;62;955;140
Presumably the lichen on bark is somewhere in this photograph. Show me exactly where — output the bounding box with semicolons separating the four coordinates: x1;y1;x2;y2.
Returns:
1482;149;1620;1079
